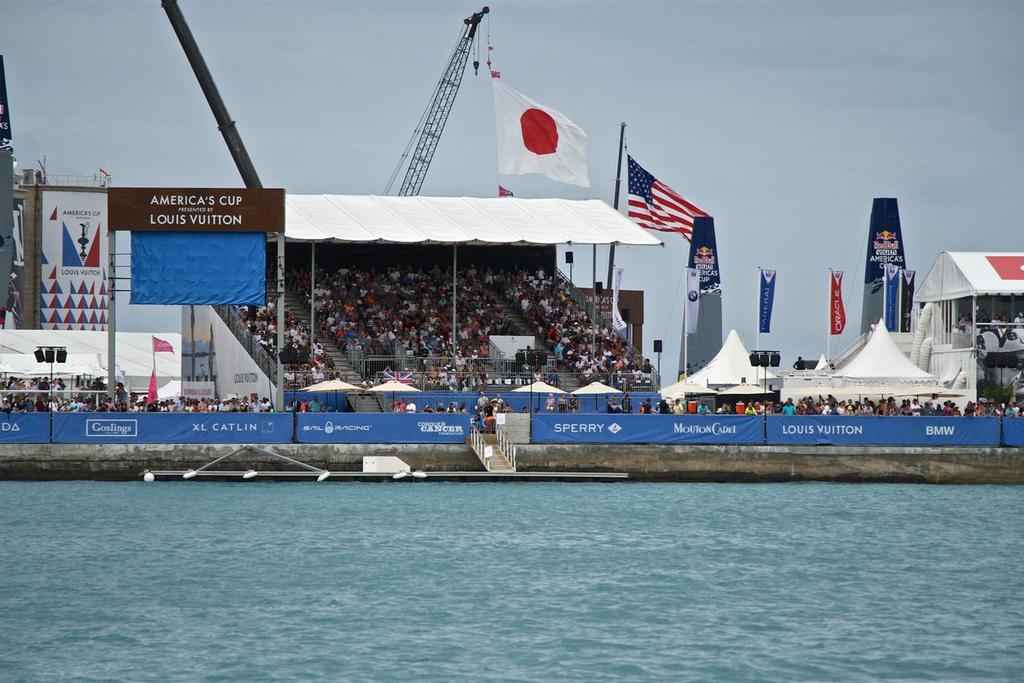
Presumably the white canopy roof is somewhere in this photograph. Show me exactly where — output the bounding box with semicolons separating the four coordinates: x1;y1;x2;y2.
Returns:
835;321;933;380
0;330;181;388
917;252;1024;301
285;195;662;246
687;329;776;387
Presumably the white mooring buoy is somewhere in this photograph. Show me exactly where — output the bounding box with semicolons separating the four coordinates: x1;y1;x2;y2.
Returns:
143;471;155;483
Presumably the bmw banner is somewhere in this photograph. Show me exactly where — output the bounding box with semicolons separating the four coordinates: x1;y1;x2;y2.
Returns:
296;413;470;444
766;416;1001;447
0;413;49;443
51;413;293;444
532;414;763;445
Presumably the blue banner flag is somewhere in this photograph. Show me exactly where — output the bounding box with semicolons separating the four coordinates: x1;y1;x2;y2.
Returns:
765;416;1000;447
296;413;470;444
531;414;763;445
686;216;721;293
884;264;900;331
0;56;11;144
0;413;49;443
758;269;776;334
52;413;293;444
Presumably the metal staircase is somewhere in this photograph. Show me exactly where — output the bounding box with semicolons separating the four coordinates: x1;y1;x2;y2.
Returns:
469;426;516;472
282;288;364;385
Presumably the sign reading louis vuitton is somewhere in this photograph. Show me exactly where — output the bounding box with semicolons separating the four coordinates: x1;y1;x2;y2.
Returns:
108;188;284;232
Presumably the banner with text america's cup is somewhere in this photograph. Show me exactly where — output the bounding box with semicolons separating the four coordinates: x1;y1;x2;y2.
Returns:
39;191;108;330
611;266;627;334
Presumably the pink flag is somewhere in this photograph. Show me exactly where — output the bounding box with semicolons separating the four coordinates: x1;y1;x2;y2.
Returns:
146;370;158;405
152;336;174;353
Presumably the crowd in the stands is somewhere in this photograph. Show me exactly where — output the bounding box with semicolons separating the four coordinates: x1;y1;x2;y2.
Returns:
496;268;652;380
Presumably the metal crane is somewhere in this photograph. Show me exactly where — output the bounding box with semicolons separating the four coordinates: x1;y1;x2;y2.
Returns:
385;6;489;196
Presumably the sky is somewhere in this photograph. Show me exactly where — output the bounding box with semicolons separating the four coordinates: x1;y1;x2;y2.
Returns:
4;0;1023;382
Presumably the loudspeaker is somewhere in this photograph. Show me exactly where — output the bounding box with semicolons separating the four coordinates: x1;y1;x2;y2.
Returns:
653;339;663;353
769;352;781;368
565;251;574;264
34;349;46;363
749;352;761;367
56;349;68;363
44;348;55;364
595;281;603;296
621;308;630;323
758;352;770;367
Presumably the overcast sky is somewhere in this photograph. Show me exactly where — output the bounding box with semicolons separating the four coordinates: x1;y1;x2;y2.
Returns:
4;0;1023;381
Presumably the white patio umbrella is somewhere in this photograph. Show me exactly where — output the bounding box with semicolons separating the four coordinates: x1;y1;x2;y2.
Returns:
368;380;421;393
573;381;622;412
512;381;565;394
301;378;362;392
660;381;718;398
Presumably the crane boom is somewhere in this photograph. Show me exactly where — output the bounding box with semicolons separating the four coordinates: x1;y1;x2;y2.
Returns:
386;6;489;196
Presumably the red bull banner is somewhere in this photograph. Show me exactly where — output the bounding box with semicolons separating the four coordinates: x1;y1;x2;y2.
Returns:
686;216;720;293
830;270;846;335
864;198;906;285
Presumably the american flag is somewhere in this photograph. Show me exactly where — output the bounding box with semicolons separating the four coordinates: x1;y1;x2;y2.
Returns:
627;155;707;239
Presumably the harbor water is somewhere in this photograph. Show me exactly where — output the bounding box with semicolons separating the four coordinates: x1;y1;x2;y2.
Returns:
1;481;1021;681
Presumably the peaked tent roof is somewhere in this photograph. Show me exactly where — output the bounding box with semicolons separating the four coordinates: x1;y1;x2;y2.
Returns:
917;252;1024;301
284;196;663;246
835;321;933;380
687;330;776;386
814;354;829;370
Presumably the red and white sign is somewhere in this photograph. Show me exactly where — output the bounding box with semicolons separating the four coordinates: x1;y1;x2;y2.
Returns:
830;270;846;335
492;78;589;187
986;255;1024;281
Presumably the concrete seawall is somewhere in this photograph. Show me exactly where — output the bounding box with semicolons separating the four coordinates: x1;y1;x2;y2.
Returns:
2;443;1024;483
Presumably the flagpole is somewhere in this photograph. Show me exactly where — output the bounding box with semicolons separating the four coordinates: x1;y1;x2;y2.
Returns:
683;280;688;380
755;266;761;352
826;268;832;363
606;121;626;291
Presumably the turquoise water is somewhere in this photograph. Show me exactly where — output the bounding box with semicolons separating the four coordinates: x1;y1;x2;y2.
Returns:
1;482;1022;682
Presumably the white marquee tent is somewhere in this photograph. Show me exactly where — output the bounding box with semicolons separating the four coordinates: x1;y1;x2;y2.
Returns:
0;330;181;390
917;252;1024;301
284;195;663;245
835;322;933;381
687;330;776;387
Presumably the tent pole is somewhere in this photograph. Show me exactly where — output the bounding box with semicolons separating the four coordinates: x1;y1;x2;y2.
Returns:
592;243;597;359
310;243;315;349
107;229;116;404
452;245;457;362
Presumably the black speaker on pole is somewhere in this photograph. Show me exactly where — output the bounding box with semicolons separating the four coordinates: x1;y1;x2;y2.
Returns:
565;251;574;264
34;348;46;363
44;348;55;364
621;308;631;323
749;352;760;367
769;352;781;368
653;339;663;353
595;281;603;296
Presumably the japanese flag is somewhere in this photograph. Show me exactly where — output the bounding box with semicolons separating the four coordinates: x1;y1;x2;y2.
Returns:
492;78;589;188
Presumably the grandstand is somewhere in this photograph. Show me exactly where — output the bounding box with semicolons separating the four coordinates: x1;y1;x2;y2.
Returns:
225;196;663;407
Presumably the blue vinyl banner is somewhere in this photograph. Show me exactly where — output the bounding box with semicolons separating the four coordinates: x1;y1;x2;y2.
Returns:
884;265;900;331
0;412;50;443
130;232;266;305
532;414;763;445
296;413;470;444
765;416;1000;447
52;413;292;444
687;216;721;293
759;269;776;334
1003;418;1024;447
